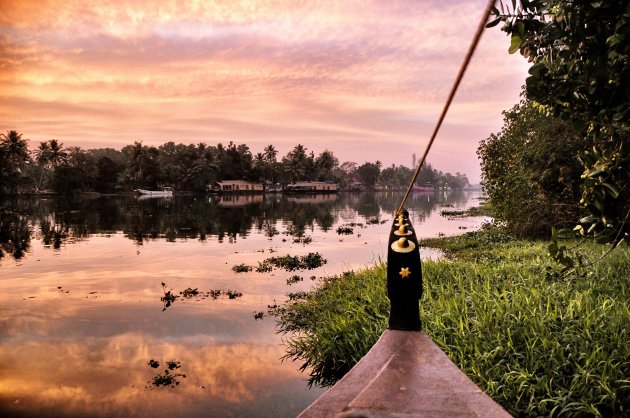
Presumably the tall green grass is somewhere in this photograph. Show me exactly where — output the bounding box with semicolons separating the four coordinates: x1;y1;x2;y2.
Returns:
274;229;630;417
274;267;389;387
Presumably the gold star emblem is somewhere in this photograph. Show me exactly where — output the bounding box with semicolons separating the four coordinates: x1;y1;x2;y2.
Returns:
399;267;411;279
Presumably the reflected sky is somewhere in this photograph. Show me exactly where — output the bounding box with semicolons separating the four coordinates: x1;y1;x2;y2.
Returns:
0;191;485;417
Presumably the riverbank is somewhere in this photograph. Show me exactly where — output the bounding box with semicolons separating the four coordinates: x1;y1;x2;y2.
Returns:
273;225;629;417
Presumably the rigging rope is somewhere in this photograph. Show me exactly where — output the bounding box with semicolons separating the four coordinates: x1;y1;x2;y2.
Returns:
396;0;497;217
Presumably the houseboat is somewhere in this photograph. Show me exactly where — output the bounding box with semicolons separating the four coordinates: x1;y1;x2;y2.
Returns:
285;181;339;193
215;180;264;193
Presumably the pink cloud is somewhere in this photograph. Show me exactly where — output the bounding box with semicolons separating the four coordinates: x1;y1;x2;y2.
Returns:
0;0;529;183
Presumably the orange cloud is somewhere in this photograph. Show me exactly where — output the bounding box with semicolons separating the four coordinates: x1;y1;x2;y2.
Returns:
0;0;529;182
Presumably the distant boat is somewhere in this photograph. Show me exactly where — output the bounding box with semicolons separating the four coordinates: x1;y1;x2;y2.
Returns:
135;187;173;196
412;185;435;192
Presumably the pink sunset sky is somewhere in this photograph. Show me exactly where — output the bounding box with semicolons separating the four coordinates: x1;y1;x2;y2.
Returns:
0;0;529;183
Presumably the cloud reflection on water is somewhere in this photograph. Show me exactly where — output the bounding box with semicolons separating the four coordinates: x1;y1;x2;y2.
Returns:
0;191;484;416
1;336;316;417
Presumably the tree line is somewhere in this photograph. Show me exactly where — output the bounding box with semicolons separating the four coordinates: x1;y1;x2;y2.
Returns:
0;132;470;195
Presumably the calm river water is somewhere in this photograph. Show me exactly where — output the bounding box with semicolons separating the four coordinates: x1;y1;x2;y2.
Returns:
0;191;484;417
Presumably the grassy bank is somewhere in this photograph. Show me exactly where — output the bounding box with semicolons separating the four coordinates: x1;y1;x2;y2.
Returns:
273;226;630;417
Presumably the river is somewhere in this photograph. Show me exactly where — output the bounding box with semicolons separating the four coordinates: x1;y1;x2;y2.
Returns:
0;190;485;417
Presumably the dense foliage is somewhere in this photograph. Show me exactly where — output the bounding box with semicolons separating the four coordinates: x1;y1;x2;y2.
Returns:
489;0;629;244
274;226;630;416
0;131;470;194
478;97;584;237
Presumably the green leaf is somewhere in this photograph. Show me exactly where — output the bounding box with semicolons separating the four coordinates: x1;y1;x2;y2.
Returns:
588;168;606;178
579;216;598;224
509;34;522;54
485;17;502;28
560;256;574;268
600;183;620;199
606;34;621;47
528;62;546;77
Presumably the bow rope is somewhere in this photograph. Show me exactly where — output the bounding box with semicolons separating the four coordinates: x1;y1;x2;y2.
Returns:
397;0;497;216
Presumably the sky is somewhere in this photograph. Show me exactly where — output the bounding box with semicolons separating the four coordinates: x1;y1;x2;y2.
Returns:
0;0;530;183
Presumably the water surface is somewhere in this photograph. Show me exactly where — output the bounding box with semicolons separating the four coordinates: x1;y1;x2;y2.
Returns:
0;191;484;417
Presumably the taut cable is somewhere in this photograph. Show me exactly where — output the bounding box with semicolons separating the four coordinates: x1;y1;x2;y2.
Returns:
396;0;496;217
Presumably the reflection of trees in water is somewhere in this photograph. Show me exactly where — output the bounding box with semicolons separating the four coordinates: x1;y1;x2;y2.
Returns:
0;208;30;259
39;216;67;249
0;191;475;256
355;193;380;218
377;190;470;223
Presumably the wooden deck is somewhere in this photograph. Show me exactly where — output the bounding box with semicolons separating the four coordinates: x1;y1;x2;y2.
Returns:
299;330;511;417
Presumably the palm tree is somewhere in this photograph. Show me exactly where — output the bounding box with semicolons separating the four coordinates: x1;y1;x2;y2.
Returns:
253;152;266;182
126;141;145;187
47;139;68;167
34;141;50;189
315;150;338;180
263;144;278;163
0;130;30;171
34;142;50;165
254;152;265;168
284;144;308;182
263;145;279;184
0;130;31;193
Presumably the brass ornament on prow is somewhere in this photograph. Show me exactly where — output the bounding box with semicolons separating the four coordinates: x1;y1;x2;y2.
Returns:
386;209;422;331
393;223;413;237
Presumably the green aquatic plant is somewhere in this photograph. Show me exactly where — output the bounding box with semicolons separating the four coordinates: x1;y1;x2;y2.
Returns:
440;207;492;218
255;261;273;273
160;283;243;309
286;275;303;285
232;263;253;273
440;209;467;217
146;358;186;388
336;226;354;235
180;288;199;298
293;236;313;244
257;252;327;272
150;369;186;388
225;290;243;299
300;252;326;270
160;282;178;311
165;360;181;370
